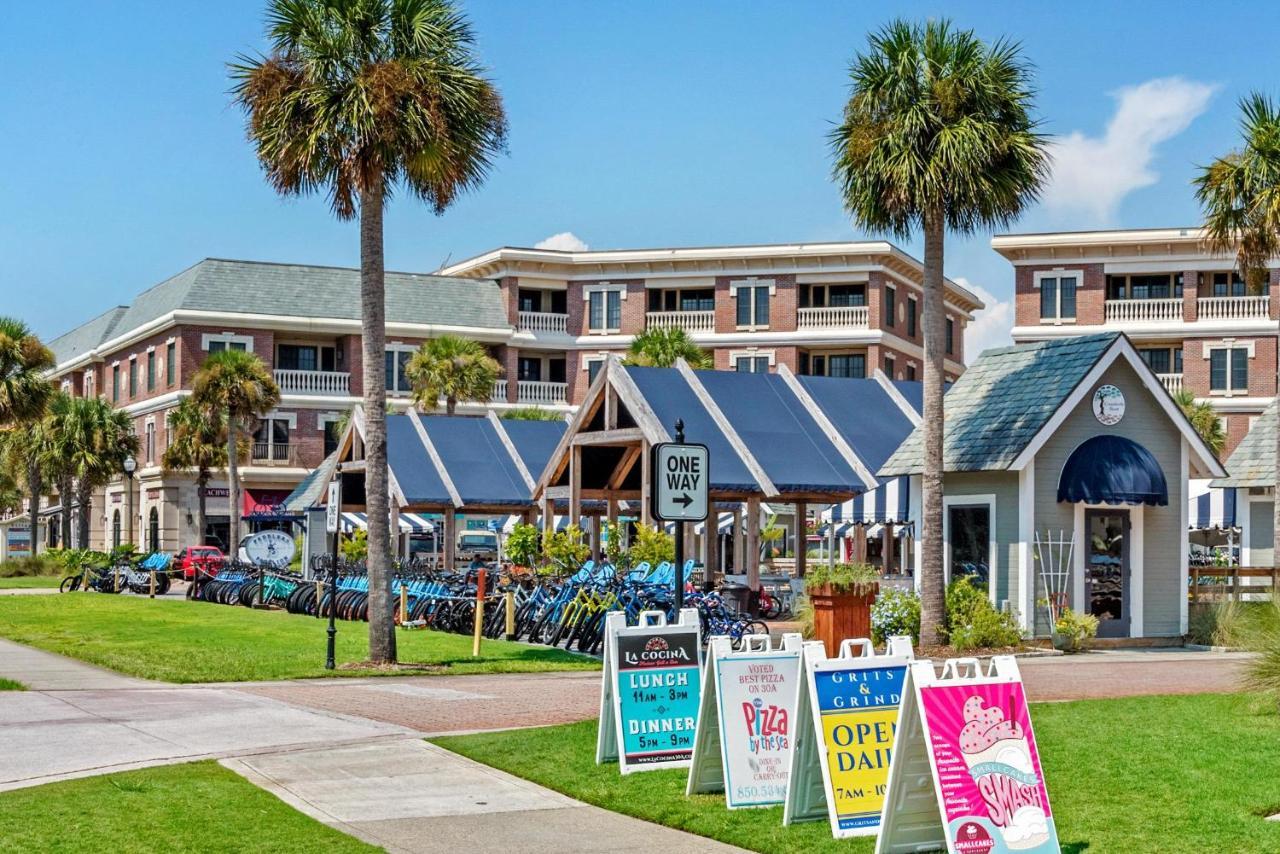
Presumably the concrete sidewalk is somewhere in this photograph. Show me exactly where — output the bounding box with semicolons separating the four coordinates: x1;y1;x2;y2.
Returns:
224;738;744;854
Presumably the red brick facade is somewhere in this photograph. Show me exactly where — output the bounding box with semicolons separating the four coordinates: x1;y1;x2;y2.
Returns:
1014;263;1106;327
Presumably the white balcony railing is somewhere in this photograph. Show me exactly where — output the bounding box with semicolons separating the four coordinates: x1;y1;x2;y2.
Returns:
646;310;715;333
1157;373;1183;395
516;380;568;405
1104;298;1182;324
274;369;350;396
1197;295;1270;321
491;379;508;402
517;311;568;333
797;305;870;329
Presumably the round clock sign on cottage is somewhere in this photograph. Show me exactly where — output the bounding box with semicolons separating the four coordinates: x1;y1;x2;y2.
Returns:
1092;384;1125;426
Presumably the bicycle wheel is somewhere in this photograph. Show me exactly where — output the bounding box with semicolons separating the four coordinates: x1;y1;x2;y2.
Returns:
59;575;82;593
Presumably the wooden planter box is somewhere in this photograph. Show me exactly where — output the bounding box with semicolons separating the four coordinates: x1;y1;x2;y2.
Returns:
809;583;878;656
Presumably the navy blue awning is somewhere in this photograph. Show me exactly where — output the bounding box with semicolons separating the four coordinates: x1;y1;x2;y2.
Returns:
1057;435;1169;506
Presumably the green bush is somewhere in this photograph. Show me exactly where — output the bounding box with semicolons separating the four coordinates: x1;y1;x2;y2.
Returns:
1053;608;1099;653
871;587;920;645
806;561;878;593
1189;600;1280;648
627;524;674;568
0;555;63;578
542;525;590;574
339;529;367;562
943;575;1022;651
506;522;540;569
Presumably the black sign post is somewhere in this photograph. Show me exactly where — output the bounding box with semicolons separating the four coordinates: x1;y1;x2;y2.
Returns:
650;419;709;612
325;477;340;670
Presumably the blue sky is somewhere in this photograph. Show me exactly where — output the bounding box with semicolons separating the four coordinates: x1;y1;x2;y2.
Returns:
4;1;1279;354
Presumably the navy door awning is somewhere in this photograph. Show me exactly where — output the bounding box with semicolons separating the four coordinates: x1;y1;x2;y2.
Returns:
1057;435;1169;506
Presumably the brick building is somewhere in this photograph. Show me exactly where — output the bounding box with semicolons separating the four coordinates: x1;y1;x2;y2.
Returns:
994;227;1279;456
45;242;981;552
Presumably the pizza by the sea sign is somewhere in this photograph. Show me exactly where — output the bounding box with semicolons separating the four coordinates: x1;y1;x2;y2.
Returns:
877;657;1060;854
686;633;804;808
784;636;914;839
596;609;702;774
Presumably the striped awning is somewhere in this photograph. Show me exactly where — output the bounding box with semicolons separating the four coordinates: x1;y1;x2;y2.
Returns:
340;512;434;534
1189;481;1237;530
823;476;911;526
695;512;735;536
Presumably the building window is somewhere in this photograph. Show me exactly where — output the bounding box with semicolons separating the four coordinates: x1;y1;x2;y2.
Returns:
203;333;253;354
884;354;896;379
801;283;866;308
1037;272;1078;322
517;289;542;313
829;354;866;379
112;510;121;548
112;366;120;402
734;356;770;373
384;347;413;394
1211;272;1251;297
732;281;772;329
144;422;155;464
1209;347;1249;394
166;342;176;387
585;358;606;385
907;297;918;337
946;318;955;355
148;507;160;552
517;356;542;382
906;364;917;382
129;358;137;398
884;285;896;327
1138;348;1172;375
253;417;292;462
587;289;623;332
147;351;156;392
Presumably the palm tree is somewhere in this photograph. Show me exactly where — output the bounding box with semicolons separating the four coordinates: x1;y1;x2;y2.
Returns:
191;350;280;553
404;335;501;416
43;392;79;548
624;327;713;369
163;396;230;547
48;395;139;548
0;419;52;556
829;19;1048;645
0;317;54;426
232;0;507;664
1195;92;1280;564
1172;390;1227;458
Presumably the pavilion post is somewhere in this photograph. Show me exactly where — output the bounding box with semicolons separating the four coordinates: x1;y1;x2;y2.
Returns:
883;523;895;574
590;514;601;563
569;446;582;535
704;512;719;591
443;507;456;570
732;507;743;576
389;501;401;560
746;496;761;613
640;442;653;528
795;501;807;579
854;524;867;564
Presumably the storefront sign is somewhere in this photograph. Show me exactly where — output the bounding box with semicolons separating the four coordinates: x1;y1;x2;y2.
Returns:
878;657;1059;854
201;487;230;498
687;634;803;808
1091;384;1125;426
242;530;296;568
597;609;702;775
784;637;914;838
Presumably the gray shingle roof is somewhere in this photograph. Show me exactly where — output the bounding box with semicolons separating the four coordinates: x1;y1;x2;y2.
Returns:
1213;399;1278;488
47;306;128;366
879;332;1122;475
51;258;509;366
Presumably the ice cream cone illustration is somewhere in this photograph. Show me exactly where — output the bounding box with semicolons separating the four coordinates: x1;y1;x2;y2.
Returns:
957;695;1049;850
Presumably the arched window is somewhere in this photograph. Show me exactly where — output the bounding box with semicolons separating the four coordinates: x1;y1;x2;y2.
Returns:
112;510;121;548
148;508;160;553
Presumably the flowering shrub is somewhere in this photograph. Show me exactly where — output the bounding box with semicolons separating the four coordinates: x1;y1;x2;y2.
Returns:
872;587;920;645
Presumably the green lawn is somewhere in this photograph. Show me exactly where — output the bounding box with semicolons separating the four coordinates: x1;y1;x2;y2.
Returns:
0;678;24;690
0;594;598;683
0;761;375;853
0;575;62;589
433;693;1280;854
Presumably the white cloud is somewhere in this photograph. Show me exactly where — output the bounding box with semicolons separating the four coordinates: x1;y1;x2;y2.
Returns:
960;277;1014;360
1043;77;1217;222
534;231;589;252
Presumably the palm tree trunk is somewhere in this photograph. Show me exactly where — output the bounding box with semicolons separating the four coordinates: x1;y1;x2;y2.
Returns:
1273;312;1279;571
197;469;209;547
920;208;947;647
227;414;241;556
27;460;41;557
361;179;396;663
446;396;456;416
76;481;91;549
58;475;73;549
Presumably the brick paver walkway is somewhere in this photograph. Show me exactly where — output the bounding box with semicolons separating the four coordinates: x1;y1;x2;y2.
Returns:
238;648;1249;733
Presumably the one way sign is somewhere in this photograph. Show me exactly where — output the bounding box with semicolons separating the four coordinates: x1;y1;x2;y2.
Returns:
651;442;709;523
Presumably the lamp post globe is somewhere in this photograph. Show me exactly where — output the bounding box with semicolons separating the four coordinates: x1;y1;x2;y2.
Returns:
123;456;137;477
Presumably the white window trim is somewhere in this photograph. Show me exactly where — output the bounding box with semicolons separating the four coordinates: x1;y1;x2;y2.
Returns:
260;411;298;429
1072;502;1144;638
1204;339;1254;396
730;277;775;331
1034;269;1082;326
580;352;613;372
384;343;417;395
143;417;156;465
942;494;998;606
806;350;868;378
728;348;776;371
201;332;255;353
316;412;343;431
582;284;627;334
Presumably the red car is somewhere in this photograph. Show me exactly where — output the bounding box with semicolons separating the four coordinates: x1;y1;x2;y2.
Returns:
175;546;225;581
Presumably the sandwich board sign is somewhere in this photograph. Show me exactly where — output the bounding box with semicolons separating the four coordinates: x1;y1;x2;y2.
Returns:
686;633;804;808
596;609;702;774
877;657;1059;854
651;442;709;522
783;636;914;838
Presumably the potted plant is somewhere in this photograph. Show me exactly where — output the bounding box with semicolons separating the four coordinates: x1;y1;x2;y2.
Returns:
759;514;784;568
804;561;879;656
1052;609;1099;654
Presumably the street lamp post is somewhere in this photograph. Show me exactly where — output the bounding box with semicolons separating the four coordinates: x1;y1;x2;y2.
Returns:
123;456;137;547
